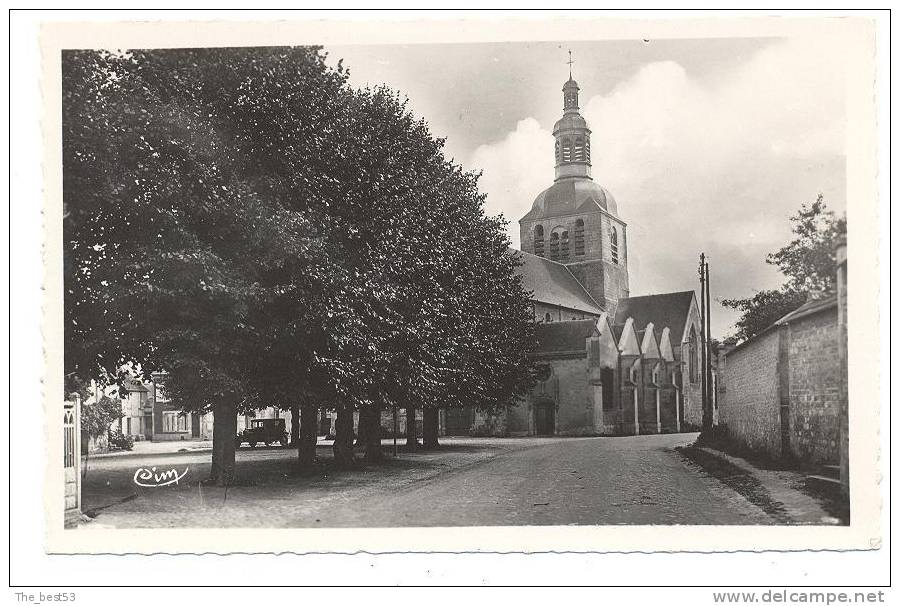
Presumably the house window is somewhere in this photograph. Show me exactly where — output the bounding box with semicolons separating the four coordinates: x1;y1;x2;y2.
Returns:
610;226;619;264
573;219;585;255
534;225;545;257
155;384;170;403
163;411;187;433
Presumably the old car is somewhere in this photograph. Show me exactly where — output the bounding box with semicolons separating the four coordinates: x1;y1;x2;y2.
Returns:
235;418;289;448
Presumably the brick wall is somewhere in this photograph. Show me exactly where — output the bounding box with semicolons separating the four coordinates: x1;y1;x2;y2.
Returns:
787;308;841;464
720;329;783;458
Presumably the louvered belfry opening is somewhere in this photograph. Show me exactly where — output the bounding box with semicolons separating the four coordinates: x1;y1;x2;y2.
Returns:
534;224;545;257
549;232;560;261
610;225;619;264
574;219;585;255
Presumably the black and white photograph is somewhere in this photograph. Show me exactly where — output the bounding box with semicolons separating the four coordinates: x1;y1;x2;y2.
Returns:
12;11;887;583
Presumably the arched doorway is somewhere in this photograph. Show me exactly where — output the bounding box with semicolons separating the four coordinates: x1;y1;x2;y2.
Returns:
534;399;556;436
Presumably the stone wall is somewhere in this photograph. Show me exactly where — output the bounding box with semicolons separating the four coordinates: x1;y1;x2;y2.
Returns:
720;303;843;466
787;308;841;464
720;329;783;458
679;343;703;429
553;357;595;435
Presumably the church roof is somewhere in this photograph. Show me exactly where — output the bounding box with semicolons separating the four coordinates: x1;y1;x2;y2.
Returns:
520;177;618;222
534;318;597;354
553;113;588;133
514;250;604;315
614;291;697;345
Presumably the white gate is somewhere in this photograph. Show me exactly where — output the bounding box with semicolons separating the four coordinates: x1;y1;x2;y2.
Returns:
64;398;82;527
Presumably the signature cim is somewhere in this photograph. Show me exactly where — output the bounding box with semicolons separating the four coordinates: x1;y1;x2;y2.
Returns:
133;466;189;487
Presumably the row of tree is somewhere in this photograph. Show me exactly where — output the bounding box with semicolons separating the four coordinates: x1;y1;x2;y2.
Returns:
63;47;537;485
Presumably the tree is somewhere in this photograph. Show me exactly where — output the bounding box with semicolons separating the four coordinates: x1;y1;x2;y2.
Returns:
63;47;342;484
81;395;123;438
722;195;846;342
64;46;536;483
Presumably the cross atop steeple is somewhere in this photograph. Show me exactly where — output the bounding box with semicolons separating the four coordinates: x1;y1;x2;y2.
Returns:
567;50;575;79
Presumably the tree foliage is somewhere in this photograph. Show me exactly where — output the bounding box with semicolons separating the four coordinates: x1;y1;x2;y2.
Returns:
722;195;846;342
81;394;124;438
63;46;536;478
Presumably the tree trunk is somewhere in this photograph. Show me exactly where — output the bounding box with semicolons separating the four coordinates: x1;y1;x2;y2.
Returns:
364;405;383;463
332;405;356;466
298;404;317;466
356;405;369;447
211;398;238;486
405;405;418;451
290;401;300;447
423;407;439;449
210;409;222;482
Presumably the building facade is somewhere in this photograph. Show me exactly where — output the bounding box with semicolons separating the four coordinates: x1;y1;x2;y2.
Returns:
461;73;705;437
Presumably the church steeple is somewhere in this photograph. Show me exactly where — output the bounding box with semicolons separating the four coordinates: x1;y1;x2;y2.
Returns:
553;52;592;181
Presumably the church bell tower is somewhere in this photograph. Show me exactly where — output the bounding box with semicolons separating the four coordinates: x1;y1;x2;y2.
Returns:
518;55;630;313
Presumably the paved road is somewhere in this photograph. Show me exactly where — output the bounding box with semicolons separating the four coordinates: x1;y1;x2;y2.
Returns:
308;434;772;526
82;434;772;528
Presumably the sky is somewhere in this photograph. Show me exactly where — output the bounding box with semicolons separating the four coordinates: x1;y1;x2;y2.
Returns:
327;37;847;337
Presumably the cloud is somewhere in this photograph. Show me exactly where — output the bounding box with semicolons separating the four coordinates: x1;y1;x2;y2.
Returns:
470;117;554;231
467;38;847;336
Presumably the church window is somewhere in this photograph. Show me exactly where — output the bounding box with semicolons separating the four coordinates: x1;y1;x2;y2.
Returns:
561;138;572;162
533;225;545;257
688;326;698;384
554;140;560;164
610;226;619;264
549;231;560;261
560;230;569;259
574;136;585;162
574;219;585;255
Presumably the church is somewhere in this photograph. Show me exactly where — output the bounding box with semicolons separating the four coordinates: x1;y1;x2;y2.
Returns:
456;71;705;437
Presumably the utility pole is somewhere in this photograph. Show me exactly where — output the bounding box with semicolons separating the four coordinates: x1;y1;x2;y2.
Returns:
705;257;714;429
699;253;711;435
